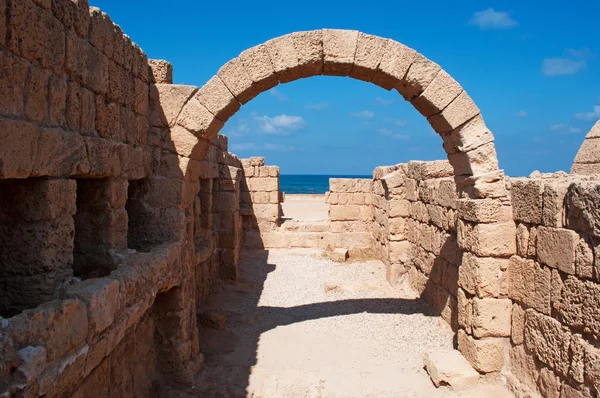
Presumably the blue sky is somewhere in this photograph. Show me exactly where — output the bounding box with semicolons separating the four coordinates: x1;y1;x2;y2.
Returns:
94;0;600;176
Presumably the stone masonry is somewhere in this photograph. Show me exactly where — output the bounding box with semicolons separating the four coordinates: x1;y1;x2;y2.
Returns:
0;3;598;396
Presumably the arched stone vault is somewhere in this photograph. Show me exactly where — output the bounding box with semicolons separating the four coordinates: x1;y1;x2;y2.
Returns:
168;29;505;198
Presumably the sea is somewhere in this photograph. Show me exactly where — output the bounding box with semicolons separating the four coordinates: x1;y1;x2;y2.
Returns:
280;175;371;194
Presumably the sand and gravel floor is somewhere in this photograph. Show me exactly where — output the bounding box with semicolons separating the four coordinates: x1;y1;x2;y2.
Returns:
168;249;512;398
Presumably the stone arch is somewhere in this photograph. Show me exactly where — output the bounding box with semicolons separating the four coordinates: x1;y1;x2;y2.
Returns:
572;120;600;175
170;29;505;198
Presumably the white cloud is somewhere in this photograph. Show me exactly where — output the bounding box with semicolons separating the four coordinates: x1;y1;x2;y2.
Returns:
515;110;527;118
305;101;328;110
542;58;587;76
569;127;582;133
351;110;374;119
225;120;251;137
566;48;594;59
376;96;395;106
574;105;600;121
549;123;567;132
469;8;518;29
386;118;408;127
269;88;288;102
378;128;411;141
230;143;296;152
253;114;305;134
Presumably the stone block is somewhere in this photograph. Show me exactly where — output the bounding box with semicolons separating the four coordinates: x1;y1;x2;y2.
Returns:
441;114;494;155
24;65;49;123
558;276;600;340
195;75;240;122
399;52;441;101
176;97;224;140
536;226;577;274
331;248;349;263
291;30;323;78
457;288;473;333
565;181;600;239
507;255;551;315
448;142;499;177
322;29;358;76
511;178;544;224
412;69;463;117
472;297;512;338
148;59;172;84
10;299;88;362
457;220;516;257
0;51;27;117
48;75;68;127
423;351;479;390
456;198;510;223
0;0;5;48
239;44;278;92
350;33;389;82
264;34;302;83
508;343;539;393
33;128;90;177
457;330;505;373
428;91;480;134
372;40;416;91
9;0;65;74
459;252;508;298
94;96;120;141
149;83;197;128
524;309;571;376
247;177;278;192
66;278;119;336
542;179;570;227
252;203;280;222
0;118;39;178
0;178;76;222
511;303;525;345
217;57;259;104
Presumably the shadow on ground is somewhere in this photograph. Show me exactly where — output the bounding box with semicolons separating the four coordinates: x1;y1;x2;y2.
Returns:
162;249;449;398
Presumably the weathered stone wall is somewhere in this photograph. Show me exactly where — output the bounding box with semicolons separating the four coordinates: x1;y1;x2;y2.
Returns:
506;173;600;397
326;178;374;255
240;156;282;246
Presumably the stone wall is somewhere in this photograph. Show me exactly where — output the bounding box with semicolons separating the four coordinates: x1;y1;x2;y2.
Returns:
506;173;600;397
326;178;374;256
240;156;282;248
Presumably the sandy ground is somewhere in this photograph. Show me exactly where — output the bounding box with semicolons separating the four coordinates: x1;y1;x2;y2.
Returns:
166;249;512;398
281;194;329;221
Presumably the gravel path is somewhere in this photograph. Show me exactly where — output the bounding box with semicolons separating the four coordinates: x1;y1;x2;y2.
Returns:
167;249;512;398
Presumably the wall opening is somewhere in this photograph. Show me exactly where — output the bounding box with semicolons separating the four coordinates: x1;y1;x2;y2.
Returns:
73;179;128;279
0;178;76;317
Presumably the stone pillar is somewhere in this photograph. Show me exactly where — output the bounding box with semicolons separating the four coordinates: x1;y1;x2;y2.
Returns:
215;164;242;282
455;192;515;373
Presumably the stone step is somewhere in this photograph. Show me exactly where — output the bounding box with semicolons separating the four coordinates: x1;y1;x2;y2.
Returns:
279;219;330;232
423;350;480;390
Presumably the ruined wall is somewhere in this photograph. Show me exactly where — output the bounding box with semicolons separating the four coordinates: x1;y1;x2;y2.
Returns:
505;174;600;397
0;1;246;395
326;178;374;255
240;156;282;249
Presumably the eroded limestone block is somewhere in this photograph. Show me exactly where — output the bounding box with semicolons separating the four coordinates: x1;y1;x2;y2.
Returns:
457;330;505;373
322;29;358;76
372;40;416;91
148;59;172;84
195;75;240;122
424;351;479;389
291;30;323;78
218;57;259;104
350;33;389;82
428;91;480;134
239;44;278;92
412;70;463;118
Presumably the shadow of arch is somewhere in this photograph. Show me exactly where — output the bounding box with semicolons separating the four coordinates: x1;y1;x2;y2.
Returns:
172;29;504;198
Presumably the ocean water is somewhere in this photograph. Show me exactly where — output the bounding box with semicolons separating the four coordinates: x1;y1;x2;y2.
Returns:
280;174;371;194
